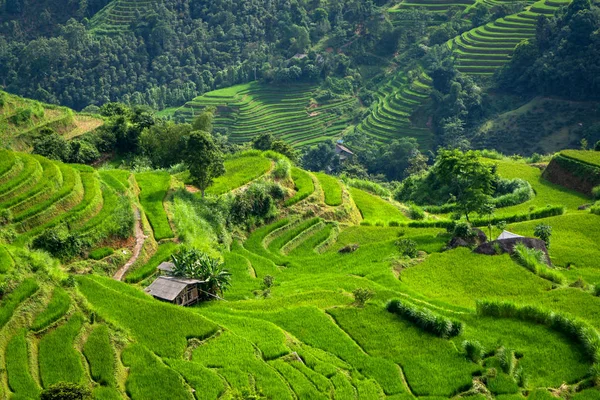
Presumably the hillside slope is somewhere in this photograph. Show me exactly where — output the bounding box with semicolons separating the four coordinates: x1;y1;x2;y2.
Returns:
0;91;103;152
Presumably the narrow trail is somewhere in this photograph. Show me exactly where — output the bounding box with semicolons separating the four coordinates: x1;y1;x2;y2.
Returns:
113;207;147;281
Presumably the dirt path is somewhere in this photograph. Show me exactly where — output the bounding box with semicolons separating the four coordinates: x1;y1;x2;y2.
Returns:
113;207;147;281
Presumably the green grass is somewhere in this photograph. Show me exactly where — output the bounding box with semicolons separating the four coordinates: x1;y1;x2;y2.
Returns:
76;275;218;358
489;159;589;215
38;313;85;388
124;241;180;283
206;155;271;195
560;150;600;168
0;245;14;273
122;344;193;400
165;359;225;399
315;172;343;206
285;167;315;206
349;187;407;225
0;278;39;329
135;172;174;240
83;324;116;386
31;287;70;331
5;329;41;399
89;247;114;260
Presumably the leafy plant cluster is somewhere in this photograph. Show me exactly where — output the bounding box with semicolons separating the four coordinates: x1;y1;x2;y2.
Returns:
171;247;231;298
386;299;463;338
512;243;565;284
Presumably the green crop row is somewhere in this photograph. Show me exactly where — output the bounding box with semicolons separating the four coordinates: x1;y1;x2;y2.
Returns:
386;299;463;338
136;172;174;240
83;324;116;386
5;329;41;399
31;287;71;331
315;172;343;206
0;278;39;329
125;241;180;283
285;168;315;206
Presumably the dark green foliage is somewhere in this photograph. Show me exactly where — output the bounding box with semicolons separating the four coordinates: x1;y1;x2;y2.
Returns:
352;288;375;307
32;133;71;162
397;150;496;221
140;121;190;169
592;186;600;200
396;238;418;258
31;287;70;331
302;142;338;172
534;224;552;248
184;131;225;197
408;204;425;220
229;182;281;227
462;340;484;363
497;0;600;101
252;133;298;163
595;141;600;151
171;248;231;298
386;299;464;338
40;382;91;400
32;225;84;260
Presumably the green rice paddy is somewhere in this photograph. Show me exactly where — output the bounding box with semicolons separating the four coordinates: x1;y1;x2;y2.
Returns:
1;150;599;399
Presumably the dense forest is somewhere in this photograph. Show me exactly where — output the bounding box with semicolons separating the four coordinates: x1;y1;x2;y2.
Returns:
0;0;395;110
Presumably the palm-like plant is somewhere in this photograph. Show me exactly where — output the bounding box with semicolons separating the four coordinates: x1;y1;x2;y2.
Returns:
170;248;231;299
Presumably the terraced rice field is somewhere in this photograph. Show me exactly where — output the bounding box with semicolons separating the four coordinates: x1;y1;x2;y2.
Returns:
389;0;476;14
170;82;356;147
90;0;157;34
448;0;571;75
2;151;600;399
356;70;435;150
0;91;103;151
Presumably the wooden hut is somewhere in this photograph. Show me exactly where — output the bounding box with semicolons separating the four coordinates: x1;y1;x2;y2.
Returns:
144;276;205;306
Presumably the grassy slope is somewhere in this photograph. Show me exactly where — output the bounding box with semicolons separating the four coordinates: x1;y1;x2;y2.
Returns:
3;151;600;398
0;90;103;151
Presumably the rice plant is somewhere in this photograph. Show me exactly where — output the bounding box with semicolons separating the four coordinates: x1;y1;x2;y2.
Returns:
386;299;463;338
135;172;174;240
5;330;41;399
31;286;70;331
83;324;116;386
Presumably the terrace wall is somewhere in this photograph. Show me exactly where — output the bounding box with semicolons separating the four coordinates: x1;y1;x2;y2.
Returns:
542;155;600;196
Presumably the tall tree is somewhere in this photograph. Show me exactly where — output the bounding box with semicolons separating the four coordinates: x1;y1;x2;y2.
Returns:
435;149;495;222
184;131;225;197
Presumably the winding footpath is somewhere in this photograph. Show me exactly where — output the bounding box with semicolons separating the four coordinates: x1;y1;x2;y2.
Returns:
113;206;147;281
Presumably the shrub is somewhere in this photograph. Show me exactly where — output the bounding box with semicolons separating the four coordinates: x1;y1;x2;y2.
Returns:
272;159;291;180
595;140;600;151
462;340;484;363
353;288;374;307
592;186;600;200
592;202;600;215
263;275;275;289
41;382;91;400
32;225;84;261
452;222;474;239
386;299;463;338
534;224;552;248
0;209;12;225
396;238;418;258
408;204;425;220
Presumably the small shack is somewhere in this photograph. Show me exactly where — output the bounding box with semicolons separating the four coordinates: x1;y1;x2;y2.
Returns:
157;261;175;275
144;275;205;306
335;143;354;161
496;230;523;240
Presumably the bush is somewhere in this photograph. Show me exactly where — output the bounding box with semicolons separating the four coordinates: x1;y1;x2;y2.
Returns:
595;141;600;151
396;238;418;258
593;186;600;200
272;159;291;180
0;209;12;225
463;340;484;363
408;204;425;220
41;382;91;400
592;202;600;216
534;224;552;248
452;222;474;239
32;225;85;261
386;299;463;338
353;288;374;307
